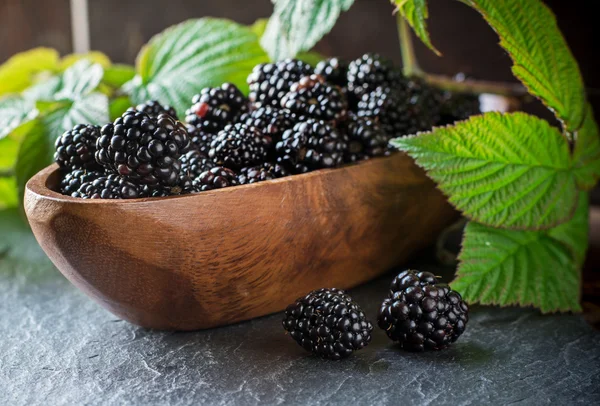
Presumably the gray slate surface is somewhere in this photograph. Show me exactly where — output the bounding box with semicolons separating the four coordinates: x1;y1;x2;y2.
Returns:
1;257;600;406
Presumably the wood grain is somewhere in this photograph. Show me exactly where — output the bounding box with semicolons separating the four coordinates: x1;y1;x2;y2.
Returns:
24;153;456;330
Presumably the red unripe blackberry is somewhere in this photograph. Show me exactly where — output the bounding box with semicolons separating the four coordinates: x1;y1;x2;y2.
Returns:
377;270;469;352
283;288;373;360
185;83;248;134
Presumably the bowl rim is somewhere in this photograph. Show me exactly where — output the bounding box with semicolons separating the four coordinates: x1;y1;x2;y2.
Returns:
26;154;405;205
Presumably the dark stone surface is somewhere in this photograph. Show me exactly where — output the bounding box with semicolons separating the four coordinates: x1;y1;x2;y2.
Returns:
1;256;599;406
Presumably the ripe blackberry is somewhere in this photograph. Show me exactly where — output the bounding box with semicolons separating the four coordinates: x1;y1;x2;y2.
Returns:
135;100;177;120
377;270;469;352
357;86;432;137
186;124;218;155
240;106;296;143
95;111;191;187
405;78;442;128
59;169;105;196
237;162;289;185
283;288;373;360
247;59;313;108
180;149;214;179
275;119;347;173
73;173;145;199
208;123;271;169
315;58;348;88
344;114;390;162
185;83;248;134
54;124;101;170
281;74;348;122
347;53;403;98
438;91;481;125
192;166;239;191
145;175;195;197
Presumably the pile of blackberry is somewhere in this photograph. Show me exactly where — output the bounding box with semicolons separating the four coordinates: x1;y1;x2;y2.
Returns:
56;54;480;199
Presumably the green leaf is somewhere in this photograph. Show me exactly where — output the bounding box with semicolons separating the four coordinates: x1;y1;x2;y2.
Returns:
0;96;37;139
55;60;104;100
392;112;577;230
393;0;440;56
109;96;133;121
0;48;59;96
22;76;62;102
103;64;136;89
14;119;49;203
0;178;18;209
261;0;354;61
463;0;586;132
124;18;269;117
58;51;111;71
453;195;588;314
0;137;20;173
572;104;600;190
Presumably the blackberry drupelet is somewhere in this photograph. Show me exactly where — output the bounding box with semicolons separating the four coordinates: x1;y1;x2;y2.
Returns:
344;114;390;162
185;83;248;134
357;86;432;137
240;106;296;143
95;110;191;187
438;91;481;125
377;270;469;352
186;124;219;155
281;74;348;122
59;169;105;196
192;166;238;191
282;288;373;360
247;59;313;108
135;100;177;120
347;53;403;98
54;124;101;170
73;173;145;199
180;149;215;179
315;57;348;88
237;162;289;185
208;123;271;169
275;119;347;173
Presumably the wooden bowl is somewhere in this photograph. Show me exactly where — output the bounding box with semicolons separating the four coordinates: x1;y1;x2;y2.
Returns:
24;154;456;330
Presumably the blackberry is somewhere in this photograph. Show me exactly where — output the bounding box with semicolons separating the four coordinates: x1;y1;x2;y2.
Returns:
344;114;390;162
283;288;373;360
208;123;271;169
54;124;101;170
180;149;215;179
240;106;296;143
237;162;289;185
135;100;177;120
357;86;433;137
192;166;238;191
438;91;481;125
315;58;348;88
95;110;191;187
405;78;442;128
281;74;348;123
377;270;469;352
185;83;248;134
73;173;145;199
186;124;218;155
276;119;347;173
347;53;403;98
59;169;105;196
247;59;313;108
145;175;195;197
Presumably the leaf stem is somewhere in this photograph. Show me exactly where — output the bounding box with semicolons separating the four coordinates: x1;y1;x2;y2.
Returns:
424;73;529;97
397;13;422;77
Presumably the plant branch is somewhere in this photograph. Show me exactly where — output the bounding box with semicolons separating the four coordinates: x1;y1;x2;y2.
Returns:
396;13;422;77
424;73;529;97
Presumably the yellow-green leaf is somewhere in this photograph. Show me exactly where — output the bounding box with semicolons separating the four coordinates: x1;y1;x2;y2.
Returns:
0;48;59;96
392;112;577;230
58;51;111;71
463;0;586;132
393;0;440;56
